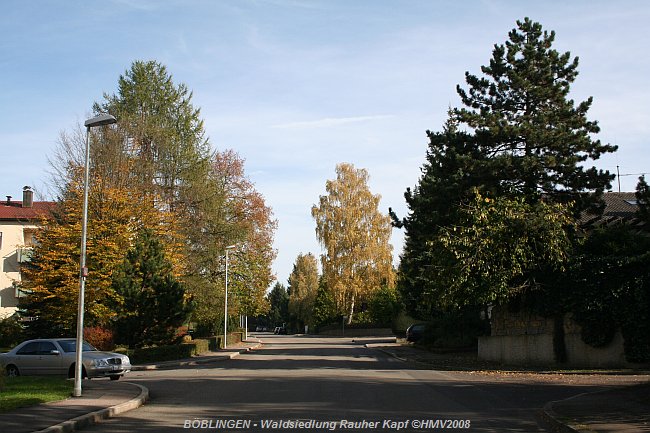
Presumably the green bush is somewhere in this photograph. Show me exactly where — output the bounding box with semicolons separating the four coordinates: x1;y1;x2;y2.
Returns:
0;315;23;349
368;286;401;326
122;339;211;364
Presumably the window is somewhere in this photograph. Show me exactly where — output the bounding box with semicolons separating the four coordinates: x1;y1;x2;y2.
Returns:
0;232;3;249
56;340;96;353
23;229;37;247
17;342;40;355
38;342;58;355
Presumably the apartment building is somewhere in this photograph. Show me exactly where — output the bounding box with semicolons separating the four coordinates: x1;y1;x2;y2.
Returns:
0;187;54;318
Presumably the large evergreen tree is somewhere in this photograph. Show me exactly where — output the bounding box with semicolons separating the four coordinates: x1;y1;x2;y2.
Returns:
395;18;618;317
391;124;490;316
96;60;211;211
454;17;617;211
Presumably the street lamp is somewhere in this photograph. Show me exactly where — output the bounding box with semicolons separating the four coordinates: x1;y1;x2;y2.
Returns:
224;244;237;349
74;113;117;397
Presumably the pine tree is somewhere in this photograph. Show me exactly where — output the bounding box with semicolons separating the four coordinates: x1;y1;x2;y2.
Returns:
95;60;213;276
395;18;618;317
454;17;617;211
111;229;194;348
636;176;650;224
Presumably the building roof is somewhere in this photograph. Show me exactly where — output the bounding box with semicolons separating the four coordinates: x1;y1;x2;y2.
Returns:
0;201;56;221
580;192;647;230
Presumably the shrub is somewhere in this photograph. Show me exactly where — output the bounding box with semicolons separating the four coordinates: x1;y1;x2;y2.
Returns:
122;339;211;364
0;315;23;349
368;286;401;326
84;327;115;351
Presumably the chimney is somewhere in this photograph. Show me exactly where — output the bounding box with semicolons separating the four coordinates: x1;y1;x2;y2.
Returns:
22;186;33;208
5;196;11;205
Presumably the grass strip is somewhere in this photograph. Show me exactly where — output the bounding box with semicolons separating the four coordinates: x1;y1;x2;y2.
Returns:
0;376;73;413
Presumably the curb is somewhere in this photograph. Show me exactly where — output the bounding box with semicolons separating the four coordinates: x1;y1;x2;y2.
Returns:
538;401;583;433
34;382;149;433
131;343;262;371
368;345;408;362
538;386;635;433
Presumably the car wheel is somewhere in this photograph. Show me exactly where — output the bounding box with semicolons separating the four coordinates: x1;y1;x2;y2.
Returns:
109;375;120;381
68;364;88;379
6;365;20;377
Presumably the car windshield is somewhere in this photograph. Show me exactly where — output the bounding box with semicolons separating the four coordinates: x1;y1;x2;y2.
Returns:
56;340;97;353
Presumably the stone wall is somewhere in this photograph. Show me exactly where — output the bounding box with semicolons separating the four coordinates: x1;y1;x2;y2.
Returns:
489;307;554;336
479;308;634;367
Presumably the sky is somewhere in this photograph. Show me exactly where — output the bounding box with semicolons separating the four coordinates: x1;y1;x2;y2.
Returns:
2;0;649;287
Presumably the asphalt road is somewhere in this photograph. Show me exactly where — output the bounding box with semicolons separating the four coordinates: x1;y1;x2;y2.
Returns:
81;334;603;432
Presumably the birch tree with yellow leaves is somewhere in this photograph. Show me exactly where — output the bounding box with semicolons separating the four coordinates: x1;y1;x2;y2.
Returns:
312;163;395;323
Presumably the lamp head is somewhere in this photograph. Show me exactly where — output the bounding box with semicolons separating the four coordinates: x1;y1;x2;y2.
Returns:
85;113;117;128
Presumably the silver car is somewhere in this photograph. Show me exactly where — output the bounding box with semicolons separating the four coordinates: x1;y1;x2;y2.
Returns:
0;338;131;381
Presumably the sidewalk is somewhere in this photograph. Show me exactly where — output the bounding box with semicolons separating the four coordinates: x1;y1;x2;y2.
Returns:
371;341;650;433
542;384;650;433
0;340;261;433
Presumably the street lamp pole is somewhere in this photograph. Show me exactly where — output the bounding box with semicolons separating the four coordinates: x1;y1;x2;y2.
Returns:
224;245;236;349
74;113;116;398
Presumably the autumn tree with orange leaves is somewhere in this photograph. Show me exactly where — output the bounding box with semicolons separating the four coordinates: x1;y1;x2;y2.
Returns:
312;163;395;323
21;61;276;340
20;168;141;336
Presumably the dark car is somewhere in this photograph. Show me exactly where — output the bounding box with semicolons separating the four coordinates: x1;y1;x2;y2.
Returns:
273;326;288;335
406;323;427;342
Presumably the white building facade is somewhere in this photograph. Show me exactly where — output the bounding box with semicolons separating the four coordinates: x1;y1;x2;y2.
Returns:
0;187;53;318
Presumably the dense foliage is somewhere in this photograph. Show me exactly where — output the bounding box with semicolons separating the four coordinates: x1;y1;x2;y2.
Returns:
568;224;650;362
288;253;319;329
395;17;616;319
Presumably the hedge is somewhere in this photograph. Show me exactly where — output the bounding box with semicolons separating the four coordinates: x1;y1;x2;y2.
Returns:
117;332;245;364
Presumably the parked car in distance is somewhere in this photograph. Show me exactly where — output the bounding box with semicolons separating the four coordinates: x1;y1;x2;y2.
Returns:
0;338;131;381
406;323;427;342
273;326;288;335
